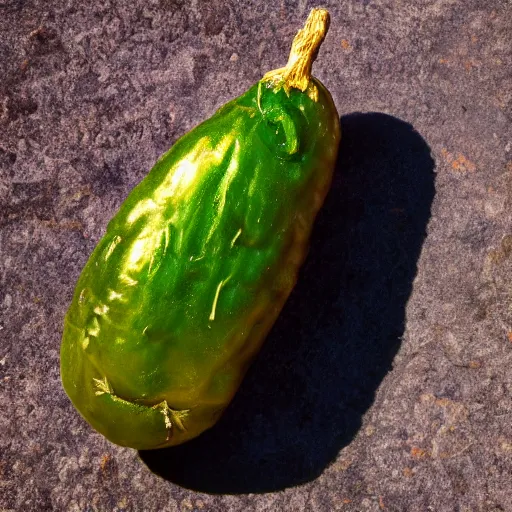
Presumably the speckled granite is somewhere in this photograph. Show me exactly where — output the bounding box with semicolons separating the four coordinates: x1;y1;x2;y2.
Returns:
1;1;511;511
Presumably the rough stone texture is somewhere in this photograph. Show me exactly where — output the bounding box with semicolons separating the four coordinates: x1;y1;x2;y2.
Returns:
1;0;511;511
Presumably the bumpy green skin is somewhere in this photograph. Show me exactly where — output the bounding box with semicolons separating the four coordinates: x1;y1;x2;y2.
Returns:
61;77;340;449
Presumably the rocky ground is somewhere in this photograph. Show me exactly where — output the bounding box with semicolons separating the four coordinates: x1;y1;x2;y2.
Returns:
1;1;511;511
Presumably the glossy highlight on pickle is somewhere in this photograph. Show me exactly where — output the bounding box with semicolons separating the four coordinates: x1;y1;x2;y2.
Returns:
60;8;341;450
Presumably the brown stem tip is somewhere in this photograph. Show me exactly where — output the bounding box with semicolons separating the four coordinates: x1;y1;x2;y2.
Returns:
263;8;331;93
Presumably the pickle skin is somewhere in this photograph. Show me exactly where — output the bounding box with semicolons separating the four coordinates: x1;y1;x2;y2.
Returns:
60;9;340;450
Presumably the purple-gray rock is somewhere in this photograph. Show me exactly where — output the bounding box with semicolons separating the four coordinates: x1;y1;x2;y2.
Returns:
1;1;511;511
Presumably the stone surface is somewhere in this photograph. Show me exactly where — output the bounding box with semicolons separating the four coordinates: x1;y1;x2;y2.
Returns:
1;1;511;511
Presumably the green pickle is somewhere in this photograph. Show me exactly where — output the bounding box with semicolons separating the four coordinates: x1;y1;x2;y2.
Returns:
61;9;340;449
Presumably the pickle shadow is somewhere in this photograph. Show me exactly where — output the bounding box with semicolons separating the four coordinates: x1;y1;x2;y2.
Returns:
139;112;436;493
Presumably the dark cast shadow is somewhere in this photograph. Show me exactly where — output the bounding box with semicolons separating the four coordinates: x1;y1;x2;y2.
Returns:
139;112;436;493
